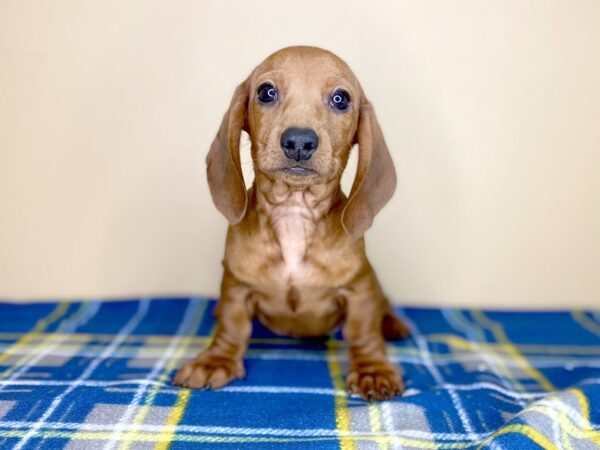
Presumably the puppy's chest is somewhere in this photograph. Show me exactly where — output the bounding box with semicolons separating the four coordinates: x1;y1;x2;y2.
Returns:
271;204;316;280
227;192;361;290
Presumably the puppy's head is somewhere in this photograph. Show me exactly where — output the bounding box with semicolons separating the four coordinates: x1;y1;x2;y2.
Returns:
207;46;396;238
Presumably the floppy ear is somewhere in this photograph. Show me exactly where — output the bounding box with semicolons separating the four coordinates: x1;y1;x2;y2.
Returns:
206;80;249;224
341;99;397;239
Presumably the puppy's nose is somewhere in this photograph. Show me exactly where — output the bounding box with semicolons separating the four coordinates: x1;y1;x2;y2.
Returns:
280;127;319;161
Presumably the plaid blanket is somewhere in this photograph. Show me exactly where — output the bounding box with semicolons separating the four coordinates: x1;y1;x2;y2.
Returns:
0;298;598;449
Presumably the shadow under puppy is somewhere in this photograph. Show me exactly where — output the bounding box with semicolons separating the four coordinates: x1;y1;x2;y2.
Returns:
173;46;410;400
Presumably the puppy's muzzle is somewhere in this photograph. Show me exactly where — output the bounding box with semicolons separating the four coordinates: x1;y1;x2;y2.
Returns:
280;127;319;161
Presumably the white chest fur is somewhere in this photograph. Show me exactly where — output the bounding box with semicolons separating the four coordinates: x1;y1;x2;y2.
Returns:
270;192;316;277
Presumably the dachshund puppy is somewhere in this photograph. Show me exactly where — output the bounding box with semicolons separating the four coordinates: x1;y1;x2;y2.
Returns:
173;46;410;400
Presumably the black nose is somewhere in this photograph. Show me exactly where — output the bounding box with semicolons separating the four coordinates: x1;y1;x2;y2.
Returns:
280;127;319;161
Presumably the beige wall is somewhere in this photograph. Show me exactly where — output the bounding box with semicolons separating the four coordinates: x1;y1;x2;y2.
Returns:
1;1;599;308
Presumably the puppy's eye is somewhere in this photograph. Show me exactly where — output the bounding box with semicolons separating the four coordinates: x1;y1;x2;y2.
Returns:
330;89;351;111
257;83;278;104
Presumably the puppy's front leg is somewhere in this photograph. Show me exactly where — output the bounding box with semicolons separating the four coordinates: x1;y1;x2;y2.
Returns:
343;271;404;401
173;271;253;390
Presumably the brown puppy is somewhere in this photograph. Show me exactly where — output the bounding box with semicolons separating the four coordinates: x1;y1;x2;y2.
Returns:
173;46;410;400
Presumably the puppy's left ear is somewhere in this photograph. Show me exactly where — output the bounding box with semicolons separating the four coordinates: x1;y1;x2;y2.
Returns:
206;80;249;224
341;98;397;239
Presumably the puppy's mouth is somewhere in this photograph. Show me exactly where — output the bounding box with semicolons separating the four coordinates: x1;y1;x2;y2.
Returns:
281;166;319;176
271;165;322;186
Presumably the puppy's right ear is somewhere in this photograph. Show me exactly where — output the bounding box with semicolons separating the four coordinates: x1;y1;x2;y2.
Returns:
206;80;249;224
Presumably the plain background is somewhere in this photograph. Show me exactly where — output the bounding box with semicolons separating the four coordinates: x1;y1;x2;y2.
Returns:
1;1;599;308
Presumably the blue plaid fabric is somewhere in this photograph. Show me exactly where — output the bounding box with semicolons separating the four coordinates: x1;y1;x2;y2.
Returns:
0;298;598;449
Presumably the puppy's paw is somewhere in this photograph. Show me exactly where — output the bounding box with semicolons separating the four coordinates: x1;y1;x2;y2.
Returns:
172;353;244;390
347;360;404;401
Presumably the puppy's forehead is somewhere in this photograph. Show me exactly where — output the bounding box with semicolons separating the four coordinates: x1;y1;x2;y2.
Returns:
251;46;360;90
